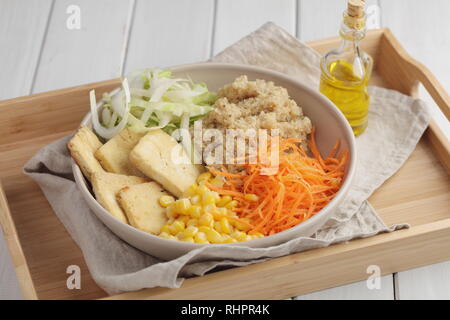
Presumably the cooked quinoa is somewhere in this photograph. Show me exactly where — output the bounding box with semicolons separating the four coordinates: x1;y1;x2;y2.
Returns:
198;75;312;168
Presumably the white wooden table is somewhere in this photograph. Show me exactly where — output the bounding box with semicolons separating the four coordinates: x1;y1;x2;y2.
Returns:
1;0;449;300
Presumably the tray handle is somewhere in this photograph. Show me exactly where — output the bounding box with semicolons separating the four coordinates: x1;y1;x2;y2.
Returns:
383;29;450;121
406;47;450;173
382;29;450;173
407;59;450;122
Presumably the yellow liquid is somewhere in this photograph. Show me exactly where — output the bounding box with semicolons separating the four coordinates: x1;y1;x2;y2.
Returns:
320;60;370;136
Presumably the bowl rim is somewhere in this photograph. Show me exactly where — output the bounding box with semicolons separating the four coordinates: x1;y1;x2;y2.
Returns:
73;61;357;250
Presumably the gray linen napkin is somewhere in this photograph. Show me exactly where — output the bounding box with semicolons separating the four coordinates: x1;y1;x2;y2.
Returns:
23;23;429;295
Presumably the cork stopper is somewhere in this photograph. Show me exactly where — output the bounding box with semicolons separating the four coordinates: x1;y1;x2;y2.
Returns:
344;0;366;30
347;0;365;18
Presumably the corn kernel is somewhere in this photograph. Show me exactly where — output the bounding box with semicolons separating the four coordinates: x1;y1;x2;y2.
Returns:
191;195;200;205
225;200;238;209
216;195;232;207
216;207;228;215
221;234;237;243
167;225;177;235
203;228;223;243
210;177;224;188
231;230;247;242
219;217;231;234
202;191;217;205
187;218;198;227
160;224;171;234
187;205;202;218
172;220;185;233
185;184;198;196
203;203;216;212
196;184;209;195
227;209;237;217
197;172;212;183
198;212;214;227
244;193;259;202
194;232;209;244
178;215;189;224
181;236;194;243
175;232;184;240
159;195;175;207
166;206;176;219
213;221;222;233
174;198;191;214
234;221;251;232
159;232;171;239
233;217;251;232
198;226;212;234
183;225;198;238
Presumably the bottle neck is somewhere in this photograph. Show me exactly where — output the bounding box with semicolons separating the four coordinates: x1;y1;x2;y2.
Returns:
339;10;366;41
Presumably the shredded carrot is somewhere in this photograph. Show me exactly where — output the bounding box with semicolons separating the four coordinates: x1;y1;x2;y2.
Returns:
209;128;348;236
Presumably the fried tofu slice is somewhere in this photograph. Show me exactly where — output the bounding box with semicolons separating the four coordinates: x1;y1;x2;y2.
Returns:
91;172;148;223
129;129;202;198
94;128;146;177
67;125;104;181
117;182;169;235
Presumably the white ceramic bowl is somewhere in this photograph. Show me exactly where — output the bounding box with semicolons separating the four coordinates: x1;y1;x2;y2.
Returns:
72;63;356;260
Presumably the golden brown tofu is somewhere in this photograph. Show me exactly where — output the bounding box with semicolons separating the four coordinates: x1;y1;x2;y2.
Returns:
129;129;202;198
117;182;168;235
91;172;148;223
67;125;104;181
94;128;146;177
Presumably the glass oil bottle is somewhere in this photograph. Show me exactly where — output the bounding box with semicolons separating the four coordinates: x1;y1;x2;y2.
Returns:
319;0;373;136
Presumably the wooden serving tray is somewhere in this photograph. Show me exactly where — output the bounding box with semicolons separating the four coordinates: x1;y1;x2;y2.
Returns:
0;28;449;300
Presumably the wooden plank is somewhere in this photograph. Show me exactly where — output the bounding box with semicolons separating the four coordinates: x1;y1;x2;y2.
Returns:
380;0;450;300
297;0;345;42
379;0;450;136
295;276;394;300
380;0;450;95
0;0;53;99
124;0;214;73
213;0;296;55
396;261;450;300
32;0;133;93
0;0;53;300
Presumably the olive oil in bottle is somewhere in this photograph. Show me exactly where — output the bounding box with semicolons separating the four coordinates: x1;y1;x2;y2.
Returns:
319;0;373;136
